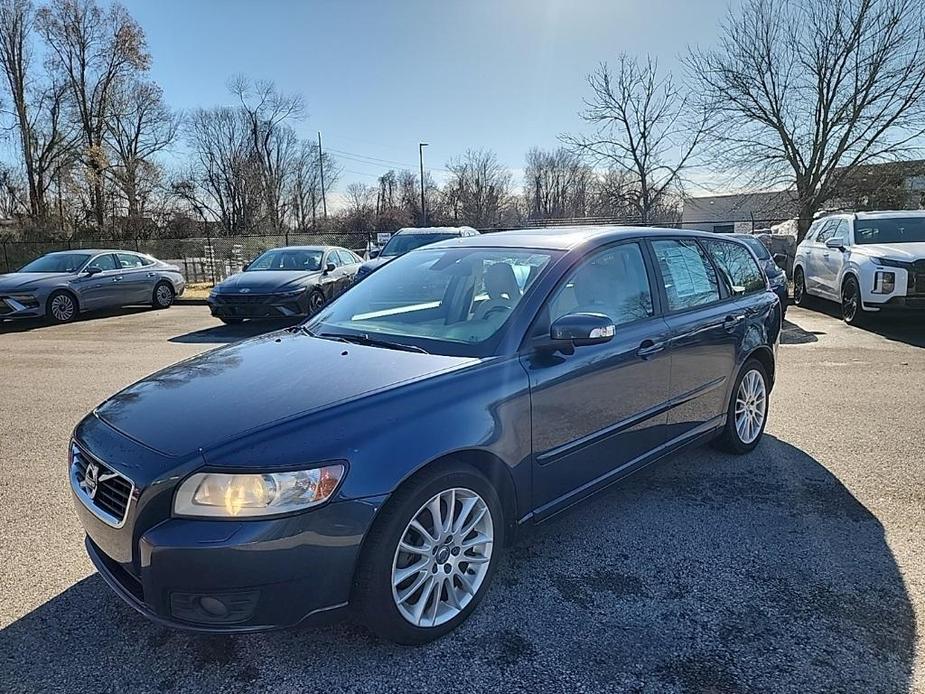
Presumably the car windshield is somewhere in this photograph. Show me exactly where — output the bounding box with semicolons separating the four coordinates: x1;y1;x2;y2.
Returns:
381;234;457;257
737;236;771;260
854;217;925;244
248;249;323;271
18;252;92;273
307;247;555;357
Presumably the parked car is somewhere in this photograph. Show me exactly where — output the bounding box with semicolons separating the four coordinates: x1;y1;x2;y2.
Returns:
793;211;925;324
207;245;362;323
730;233;789;318
354;226;479;282
70;227;779;643
0;249;184;323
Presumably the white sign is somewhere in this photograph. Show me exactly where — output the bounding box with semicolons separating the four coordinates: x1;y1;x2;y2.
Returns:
376;232;392;245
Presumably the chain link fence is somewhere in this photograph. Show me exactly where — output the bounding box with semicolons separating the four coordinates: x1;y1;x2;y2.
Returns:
1;218;795;280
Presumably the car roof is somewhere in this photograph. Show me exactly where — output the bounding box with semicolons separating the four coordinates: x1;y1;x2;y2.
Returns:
854;210;925;219
394;226;478;236
265;245;331;251
46;248;134;255
426;225;725;251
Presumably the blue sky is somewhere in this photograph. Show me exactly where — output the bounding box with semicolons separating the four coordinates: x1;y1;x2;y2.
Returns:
126;0;734;193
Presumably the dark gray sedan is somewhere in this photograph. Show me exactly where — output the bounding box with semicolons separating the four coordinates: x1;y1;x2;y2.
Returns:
0;249;186;323
207;245;361;323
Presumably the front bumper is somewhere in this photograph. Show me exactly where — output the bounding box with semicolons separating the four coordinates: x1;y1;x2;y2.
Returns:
862;295;925;312
208;291;310;319
76;485;387;632
0;294;44;319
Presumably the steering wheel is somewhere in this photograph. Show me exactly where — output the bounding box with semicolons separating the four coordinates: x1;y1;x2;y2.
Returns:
482;303;512;319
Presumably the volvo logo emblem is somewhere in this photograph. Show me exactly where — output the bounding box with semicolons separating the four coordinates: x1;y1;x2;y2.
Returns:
79;461;117;500
239;288;251;293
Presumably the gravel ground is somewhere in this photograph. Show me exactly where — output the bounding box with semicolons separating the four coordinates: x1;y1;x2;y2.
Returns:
0;304;923;693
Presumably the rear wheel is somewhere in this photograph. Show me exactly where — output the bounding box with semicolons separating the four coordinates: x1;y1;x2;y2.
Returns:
47;290;78;323
354;464;504;644
713;358;769;454
793;267;809;307
841;275;864;325
152;282;175;309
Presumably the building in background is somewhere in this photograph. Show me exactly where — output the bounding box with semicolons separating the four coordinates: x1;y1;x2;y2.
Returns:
681;190;798;233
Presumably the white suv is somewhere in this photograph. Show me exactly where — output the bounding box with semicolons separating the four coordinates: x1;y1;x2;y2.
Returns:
793;210;925;324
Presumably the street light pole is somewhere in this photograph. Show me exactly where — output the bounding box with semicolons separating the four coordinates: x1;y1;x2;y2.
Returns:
419;142;428;225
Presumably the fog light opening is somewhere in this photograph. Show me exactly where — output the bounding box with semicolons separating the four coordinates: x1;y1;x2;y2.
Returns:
198;596;229;618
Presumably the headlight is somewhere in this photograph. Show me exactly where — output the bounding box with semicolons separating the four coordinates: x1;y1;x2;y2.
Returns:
870;256;912;270
872;271;895;294
173;464;345;518
5;293;39;307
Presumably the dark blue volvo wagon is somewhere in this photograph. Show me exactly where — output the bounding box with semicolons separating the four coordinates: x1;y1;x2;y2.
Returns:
70;227;780;643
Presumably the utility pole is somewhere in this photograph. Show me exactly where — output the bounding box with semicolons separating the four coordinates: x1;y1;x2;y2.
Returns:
419;142;428;225
318;131;328;219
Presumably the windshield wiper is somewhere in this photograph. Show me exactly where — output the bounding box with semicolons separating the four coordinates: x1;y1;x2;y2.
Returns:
312;331;429;354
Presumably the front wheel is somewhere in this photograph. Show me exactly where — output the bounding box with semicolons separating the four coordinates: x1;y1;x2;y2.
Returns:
713;359;769;454
793;267;808;307
308;288;326;315
354;464;504;644
841;275;864;325
47;290;78;323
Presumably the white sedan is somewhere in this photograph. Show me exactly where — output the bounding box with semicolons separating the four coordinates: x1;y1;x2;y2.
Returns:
793;211;925;324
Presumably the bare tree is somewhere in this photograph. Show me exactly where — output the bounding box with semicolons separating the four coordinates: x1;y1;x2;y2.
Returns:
105;79;178;232
524;147;594;220
38;0;149;228
229;76;304;231
289;140;337;229
0;0;76;219
688;0;925;239
563;55;706;224
444;149;513;227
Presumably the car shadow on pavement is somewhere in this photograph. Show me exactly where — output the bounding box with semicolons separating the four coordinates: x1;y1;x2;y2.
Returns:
0;436;915;693
0;306;153;334
802;299;925;348
168;319;299;344
780;319;822;344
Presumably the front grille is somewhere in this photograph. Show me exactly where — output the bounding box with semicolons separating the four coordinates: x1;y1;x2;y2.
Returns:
216;294;273;305
71;443;134;526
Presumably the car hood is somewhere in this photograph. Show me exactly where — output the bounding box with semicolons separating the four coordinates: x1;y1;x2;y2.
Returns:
360;256;394;273
215;270;322;293
95;330;474;457
854;243;925;262
0;272;71;291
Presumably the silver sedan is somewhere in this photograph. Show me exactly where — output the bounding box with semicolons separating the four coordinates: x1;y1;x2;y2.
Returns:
0;249;186;323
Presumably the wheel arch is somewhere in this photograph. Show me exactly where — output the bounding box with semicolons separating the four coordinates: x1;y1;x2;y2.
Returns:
745;345;775;392
47;287;80;315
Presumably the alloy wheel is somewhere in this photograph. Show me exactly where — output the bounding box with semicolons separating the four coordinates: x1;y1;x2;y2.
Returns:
734;369;767;445
794;270;804;304
155;284;173;307
842;280;859;323
391;487;494;628
309;291;325;313
50;294;75;322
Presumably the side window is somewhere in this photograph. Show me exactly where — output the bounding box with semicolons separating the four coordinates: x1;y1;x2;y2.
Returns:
651;239;721;311
325;252;340;268
816;220;837;243
703;240;765;295
830;219;848;244
91;254;117;271
116;253;144;269
547;242;654;327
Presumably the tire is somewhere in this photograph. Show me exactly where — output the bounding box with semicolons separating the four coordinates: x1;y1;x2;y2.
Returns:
152;282;175;309
219;317;244;325
354;463;505;644
308;288;326;315
46;290;78;324
792;267;809;307
713;358;770;454
841;275;864;325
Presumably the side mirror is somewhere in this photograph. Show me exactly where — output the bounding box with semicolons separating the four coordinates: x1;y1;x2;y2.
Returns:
549;312;615;352
83;265;102;276
825;238;845;250
324;262;336;274
242;262;250;271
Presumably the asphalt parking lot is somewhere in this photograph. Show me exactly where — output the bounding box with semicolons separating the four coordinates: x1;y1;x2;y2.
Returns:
1;305;923;693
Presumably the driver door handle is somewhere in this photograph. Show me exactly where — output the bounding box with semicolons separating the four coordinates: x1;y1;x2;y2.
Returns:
723;314;745;331
636;339;665;359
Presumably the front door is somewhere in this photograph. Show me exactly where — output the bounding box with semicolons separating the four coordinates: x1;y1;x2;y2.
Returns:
806;220;837;298
817;219;848;297
524;241;673;518
74;253;122;309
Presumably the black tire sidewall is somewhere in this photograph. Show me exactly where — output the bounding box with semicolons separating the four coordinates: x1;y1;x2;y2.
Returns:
308;289;325;314
718;358;770;454
842;276;862;325
793;268;807;306
46;290;77;323
355;465;505;644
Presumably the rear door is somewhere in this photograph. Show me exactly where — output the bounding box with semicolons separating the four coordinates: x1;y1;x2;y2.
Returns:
115;253;155;303
649;238;737;441
524;240;673;517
